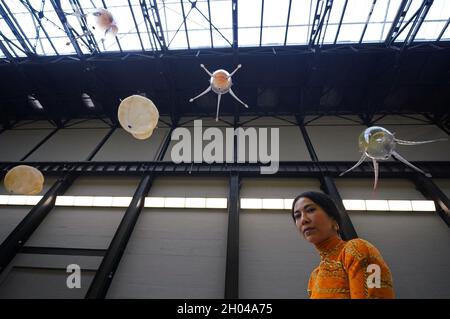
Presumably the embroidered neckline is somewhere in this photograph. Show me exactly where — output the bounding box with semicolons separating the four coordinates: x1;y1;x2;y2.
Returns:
315;235;346;260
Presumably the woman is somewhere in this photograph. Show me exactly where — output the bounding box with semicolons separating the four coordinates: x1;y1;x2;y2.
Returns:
292;191;395;299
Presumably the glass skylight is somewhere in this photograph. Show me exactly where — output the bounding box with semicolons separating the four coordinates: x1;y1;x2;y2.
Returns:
0;0;448;59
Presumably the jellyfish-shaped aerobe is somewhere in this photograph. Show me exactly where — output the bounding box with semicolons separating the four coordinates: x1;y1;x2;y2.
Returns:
189;64;248;121
340;126;447;189
65;8;118;48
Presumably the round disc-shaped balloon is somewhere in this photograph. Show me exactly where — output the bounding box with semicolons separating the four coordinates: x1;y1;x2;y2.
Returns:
211;70;231;94
358;126;396;160
4;165;44;195
118;95;159;137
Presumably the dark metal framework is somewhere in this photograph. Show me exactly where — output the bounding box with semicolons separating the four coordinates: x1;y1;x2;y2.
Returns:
1;42;449;136
385;0;435;49
297;115;358;240
85;118;178;298
1;161;449;296
0;0;449;299
85;174;153;298
309;0;334;48
0;173;76;273
224;172;239;299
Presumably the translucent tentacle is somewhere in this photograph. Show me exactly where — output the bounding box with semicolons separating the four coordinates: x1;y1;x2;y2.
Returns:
200;64;213;77
339;153;367;176
228;88;248;108
189;86;211;102
216;94;222;122
372;158;379;190
394;137;447;145
228;64;242;77
391;151;432;177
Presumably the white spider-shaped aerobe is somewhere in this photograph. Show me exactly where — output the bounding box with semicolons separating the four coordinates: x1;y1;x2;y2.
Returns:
189;64;248;121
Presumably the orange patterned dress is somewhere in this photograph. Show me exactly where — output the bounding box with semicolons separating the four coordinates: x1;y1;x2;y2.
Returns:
308;236;395;299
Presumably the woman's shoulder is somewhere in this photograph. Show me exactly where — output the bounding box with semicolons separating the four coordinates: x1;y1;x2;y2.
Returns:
342;238;383;262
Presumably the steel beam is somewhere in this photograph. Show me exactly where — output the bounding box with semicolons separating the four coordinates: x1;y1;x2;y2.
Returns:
0;173;76;274
84;121;177;298
259;0;264;46
0;38;13;60
413;174;450;228
128;0;145;52
85;125;117;161
1;161;449;178
321;175;358;240
385;0;411;47
21;0;59;55
50;0;84;57
309;0;333;48
297;115;358;240
84;174;153;298
284;0;293;46
334;0;348;44
207;0;213;47
224;171;239;299
232;0;238;50
20;127;60;161
0;0;36;57
180;0;191;50
359;0;377;44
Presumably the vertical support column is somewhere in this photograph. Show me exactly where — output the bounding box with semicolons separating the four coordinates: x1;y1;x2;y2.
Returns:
321;175;358;240
85;119;178;298
85;174;153;299
297;115;358;240
224;107;240;299
225;172;240;299
0;173;76;274
413;174;450;228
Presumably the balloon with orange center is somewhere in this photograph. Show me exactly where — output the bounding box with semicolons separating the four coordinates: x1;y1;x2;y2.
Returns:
92;8;118;38
65;8;118;49
189;64;248;121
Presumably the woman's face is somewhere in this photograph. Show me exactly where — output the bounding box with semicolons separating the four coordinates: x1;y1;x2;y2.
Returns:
293;197;337;244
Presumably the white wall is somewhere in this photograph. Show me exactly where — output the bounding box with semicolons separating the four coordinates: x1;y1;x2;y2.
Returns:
107;177;229;298
92;128;170;161
239;178;322;298
107;209;228;298
0;129;54;161
24;177;140;249
239;210;319;298
0;254;100;298
164;116;311;162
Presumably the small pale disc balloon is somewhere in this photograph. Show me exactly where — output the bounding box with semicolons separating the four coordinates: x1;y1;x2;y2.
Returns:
4;165;44;195
118;95;159;139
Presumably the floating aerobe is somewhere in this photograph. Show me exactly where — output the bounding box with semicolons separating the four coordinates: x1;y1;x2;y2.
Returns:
340;126;447;189
189;64;248;122
117;95;159;140
4;165;44;195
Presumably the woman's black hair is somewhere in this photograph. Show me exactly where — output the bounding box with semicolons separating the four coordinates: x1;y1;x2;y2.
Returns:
291;191;342;227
